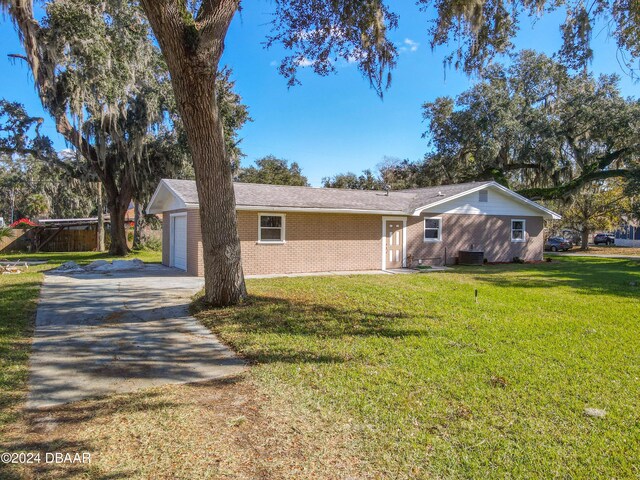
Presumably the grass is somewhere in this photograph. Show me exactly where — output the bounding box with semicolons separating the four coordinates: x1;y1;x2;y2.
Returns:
1;254;637;478
194;257;640;478
1;249;162;265
565;245;640;256
0;250;161;430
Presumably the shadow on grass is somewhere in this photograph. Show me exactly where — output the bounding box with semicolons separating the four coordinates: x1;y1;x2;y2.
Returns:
0;279;39;430
193;295;438;365
0;439;99;480
1;251;162;266
453;258;640;299
0;382;207;480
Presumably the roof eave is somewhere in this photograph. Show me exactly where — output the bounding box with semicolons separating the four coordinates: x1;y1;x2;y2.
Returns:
487;182;562;219
411;181;562;219
146;180;188;214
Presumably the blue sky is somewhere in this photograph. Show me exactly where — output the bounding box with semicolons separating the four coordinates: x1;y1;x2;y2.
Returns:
0;3;636;186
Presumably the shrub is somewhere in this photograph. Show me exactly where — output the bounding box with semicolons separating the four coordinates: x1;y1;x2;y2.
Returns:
0;226;12;242
141;237;162;251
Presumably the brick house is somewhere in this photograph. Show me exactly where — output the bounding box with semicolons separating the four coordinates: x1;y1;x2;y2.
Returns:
146;179;560;276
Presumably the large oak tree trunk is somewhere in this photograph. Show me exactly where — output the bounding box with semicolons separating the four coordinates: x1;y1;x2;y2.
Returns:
176;76;247;305
140;0;246;306
133;200;144;249
108;203;129;256
580;228;590;250
96;182;105;252
107;194;130;256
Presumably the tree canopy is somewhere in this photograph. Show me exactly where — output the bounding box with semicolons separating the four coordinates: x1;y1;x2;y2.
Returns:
236;155;308;186
2;0;249;255
424;0;640;78
0;100;99;221
322;169;385;190
412;51;640;199
268;1;640;94
550;179;635;248
2;0;174;253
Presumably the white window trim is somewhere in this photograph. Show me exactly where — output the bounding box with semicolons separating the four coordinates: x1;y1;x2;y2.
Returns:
511;218;526;243
169;212;187;269
258;213;286;244
423;217;442;242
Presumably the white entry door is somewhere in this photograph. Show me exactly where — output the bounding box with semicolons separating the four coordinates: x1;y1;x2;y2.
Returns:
171;215;187;271
385;220;404;269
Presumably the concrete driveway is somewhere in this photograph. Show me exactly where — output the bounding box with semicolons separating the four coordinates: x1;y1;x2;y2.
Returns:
28;265;245;409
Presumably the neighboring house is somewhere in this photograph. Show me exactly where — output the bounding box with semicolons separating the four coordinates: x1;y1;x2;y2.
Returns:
147;179;561;276
614;221;640;247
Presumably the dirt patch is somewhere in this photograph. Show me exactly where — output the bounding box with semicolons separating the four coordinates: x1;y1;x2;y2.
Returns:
575;246;640;256
0;373;372;479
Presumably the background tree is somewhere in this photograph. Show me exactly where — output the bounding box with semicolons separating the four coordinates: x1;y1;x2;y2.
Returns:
552;180;634;249
411;51;640;199
322;169;384;190
2;0;250;255
2;0;175;254
237;155;308;186
0;148;98;223
21;193;49;219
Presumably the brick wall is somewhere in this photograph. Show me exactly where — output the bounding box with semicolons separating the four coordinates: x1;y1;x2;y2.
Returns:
406;213;544;265
164;208;545;276
186;210;382;276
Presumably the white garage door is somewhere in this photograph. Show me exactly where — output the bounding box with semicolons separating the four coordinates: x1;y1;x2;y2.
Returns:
171;215;187;271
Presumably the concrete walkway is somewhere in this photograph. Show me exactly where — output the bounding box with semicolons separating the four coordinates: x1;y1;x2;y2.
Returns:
28;265;245;409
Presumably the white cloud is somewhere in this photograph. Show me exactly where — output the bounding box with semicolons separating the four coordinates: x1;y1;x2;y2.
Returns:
400;38;419;53
296;57;315;67
269;60;278;67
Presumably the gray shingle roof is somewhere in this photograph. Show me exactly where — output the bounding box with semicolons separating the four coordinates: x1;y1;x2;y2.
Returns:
162;178;494;214
163;179;200;204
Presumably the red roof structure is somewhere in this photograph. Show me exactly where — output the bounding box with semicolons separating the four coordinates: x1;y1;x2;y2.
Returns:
9;218;37;228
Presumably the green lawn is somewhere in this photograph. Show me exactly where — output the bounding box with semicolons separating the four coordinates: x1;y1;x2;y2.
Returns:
0;250;161;429
195;257;640;479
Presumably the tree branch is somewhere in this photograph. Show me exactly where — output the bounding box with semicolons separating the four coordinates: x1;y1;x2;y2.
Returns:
3;0;101;179
0;145;84;178
596;147;632;170
7;53;28;62
195;0;238;58
517;169;635;200
139;0;194;65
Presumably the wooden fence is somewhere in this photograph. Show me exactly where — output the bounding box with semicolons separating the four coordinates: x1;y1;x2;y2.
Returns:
1;225;145;253
0;228;98;253
39;229;98;252
0;229;26;252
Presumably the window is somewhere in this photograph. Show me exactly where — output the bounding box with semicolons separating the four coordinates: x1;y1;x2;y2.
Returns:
424;218;441;242
479;190;488;202
511;219;526;242
258;214;285;243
